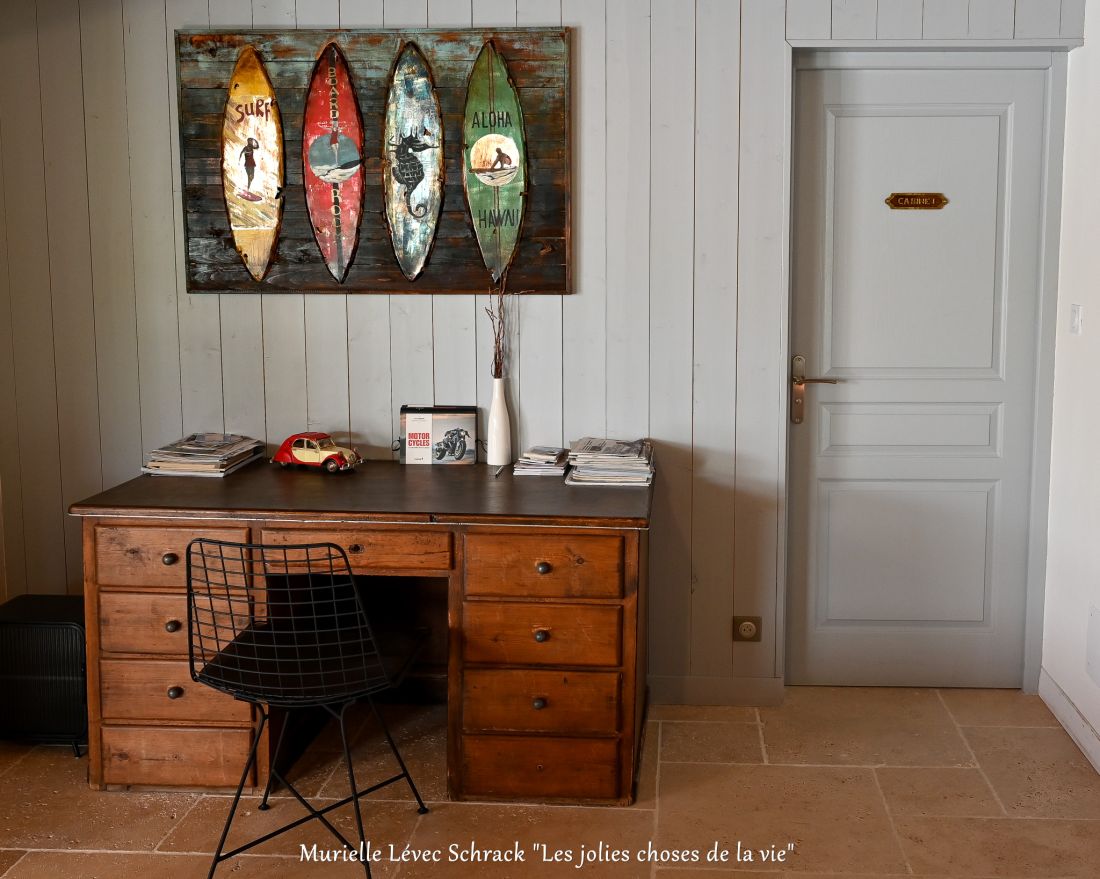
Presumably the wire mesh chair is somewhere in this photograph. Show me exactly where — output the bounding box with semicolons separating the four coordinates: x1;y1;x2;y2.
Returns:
187;538;429;879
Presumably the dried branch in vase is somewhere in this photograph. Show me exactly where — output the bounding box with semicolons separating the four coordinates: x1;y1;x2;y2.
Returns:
485;279;509;379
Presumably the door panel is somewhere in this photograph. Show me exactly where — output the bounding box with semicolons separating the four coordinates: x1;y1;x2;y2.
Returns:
789;64;1045;686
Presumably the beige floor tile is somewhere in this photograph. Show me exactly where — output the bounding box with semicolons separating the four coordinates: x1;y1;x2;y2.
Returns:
394;802;654;878
648;705;757;723
939;689;1059;727
659;721;763;764
760;687;972;767
2;851;373;878
965;726;1100;818
656;762;907;874
634;720;659;809
0;748;197;850
0;743;34;779
0;851;26;877
875;767;1002;817
159;793;419;869
896;815;1100;876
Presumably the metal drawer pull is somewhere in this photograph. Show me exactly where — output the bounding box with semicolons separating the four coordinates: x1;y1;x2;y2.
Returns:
533;629;551;643
161;552;179;566
347;543;364;554
535;561;552;575
164;619;182;633
166;686;184;700
532;697;548;710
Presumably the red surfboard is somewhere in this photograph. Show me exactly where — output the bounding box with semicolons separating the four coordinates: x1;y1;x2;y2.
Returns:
303;42;365;284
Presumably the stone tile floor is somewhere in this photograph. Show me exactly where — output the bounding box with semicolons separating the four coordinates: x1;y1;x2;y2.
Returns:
0;688;1098;877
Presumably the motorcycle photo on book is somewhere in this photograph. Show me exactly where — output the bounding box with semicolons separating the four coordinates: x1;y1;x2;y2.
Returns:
399;405;478;465
434;427;470;461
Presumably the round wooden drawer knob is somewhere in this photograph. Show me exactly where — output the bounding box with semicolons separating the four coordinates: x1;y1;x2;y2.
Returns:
161;552;179;566
166;686;185;700
532;697;548;710
348;543;364;554
533;629;550;643
535;561;552;575
164;619;182;634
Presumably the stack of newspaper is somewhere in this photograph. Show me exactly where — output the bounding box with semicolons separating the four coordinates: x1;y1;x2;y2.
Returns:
513;446;569;476
564;437;654;487
142;433;264;477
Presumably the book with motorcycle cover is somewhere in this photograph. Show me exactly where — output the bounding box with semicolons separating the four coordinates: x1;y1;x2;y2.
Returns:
399;405;478;465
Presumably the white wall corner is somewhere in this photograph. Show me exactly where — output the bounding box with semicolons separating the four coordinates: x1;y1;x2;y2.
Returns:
787;0;833;39
1039;669;1100;773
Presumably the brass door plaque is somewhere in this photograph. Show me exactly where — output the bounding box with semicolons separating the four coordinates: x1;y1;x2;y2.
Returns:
885;192;949;210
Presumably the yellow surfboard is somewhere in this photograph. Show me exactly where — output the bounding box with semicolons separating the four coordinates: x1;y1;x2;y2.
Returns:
221;46;284;282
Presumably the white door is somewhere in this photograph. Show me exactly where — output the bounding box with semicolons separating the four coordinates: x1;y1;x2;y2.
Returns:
788;63;1047;686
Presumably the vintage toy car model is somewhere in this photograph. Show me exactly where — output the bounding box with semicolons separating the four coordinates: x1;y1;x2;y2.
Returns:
272;432;362;473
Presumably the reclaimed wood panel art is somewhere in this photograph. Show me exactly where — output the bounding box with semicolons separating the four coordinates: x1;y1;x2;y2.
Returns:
303;42;364;284
221;46;284;282
177;29;571;294
383;42;443;282
464;41;527;284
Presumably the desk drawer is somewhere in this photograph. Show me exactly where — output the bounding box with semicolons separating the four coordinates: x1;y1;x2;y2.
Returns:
462;603;622;667
102;725;253;787
461;734;619;800
100;659;249;724
463;669;620;734
95;525;248;589
260;528;453;571
100;592;189;656
465;534;623;599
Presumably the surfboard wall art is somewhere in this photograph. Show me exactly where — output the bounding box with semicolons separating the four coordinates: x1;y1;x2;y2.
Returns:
463;40;527;284
383;42;444;282
221;45;284;282
303;42;365;284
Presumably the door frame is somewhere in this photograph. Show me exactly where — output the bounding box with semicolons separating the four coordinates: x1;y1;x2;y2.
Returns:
779;49;1068;692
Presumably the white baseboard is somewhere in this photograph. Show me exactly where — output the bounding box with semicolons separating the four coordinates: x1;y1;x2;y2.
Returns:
648;675;784;706
1038;668;1100;774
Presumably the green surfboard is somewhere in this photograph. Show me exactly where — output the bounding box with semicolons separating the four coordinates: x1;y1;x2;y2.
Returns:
463;41;527;284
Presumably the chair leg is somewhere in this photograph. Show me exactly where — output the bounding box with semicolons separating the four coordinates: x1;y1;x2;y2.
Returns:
368;697;428;814
258;710;292;811
208;707;267;879
338;702;371;878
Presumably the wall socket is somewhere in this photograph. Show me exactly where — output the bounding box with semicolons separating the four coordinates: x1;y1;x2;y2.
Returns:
733;616;762;642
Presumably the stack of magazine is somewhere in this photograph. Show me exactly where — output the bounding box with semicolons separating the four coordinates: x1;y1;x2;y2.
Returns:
142;433;264;478
513;446;569;477
565;437;654;487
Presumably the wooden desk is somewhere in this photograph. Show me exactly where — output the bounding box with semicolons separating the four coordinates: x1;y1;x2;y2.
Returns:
70;463;652;805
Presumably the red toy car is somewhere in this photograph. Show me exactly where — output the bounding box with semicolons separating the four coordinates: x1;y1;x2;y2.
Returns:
272;432;362;473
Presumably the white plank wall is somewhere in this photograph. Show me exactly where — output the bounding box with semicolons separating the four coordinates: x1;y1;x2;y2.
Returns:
1;0;1081;693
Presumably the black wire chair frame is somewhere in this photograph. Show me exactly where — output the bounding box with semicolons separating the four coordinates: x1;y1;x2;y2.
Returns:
186;537;429;879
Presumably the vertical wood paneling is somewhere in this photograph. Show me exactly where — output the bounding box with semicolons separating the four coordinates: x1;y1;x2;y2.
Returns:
343;0;390;458
877;0;923;37
605;0;649;440
429;0;480;414
561;0;606;446
516;0;563;454
38;0;103;591
648;0;695;682
172;1;221;437
0;4;68;594
969;0;1016;38
691;0;739;678
1061;0;1086;38
124;0;185;455
923;0;968;37
787;0;833;38
832;0;877;38
82;0;143;489
0;122;26;598
1015;0;1062;36
735;0;787;678
298;1;352;443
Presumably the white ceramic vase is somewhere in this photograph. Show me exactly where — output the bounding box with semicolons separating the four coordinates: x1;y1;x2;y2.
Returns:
487;376;512;466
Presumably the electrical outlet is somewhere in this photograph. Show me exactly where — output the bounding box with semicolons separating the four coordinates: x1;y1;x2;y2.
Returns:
733;616;762;642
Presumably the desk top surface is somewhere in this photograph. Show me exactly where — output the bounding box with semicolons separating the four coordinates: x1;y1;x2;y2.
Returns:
70;462;653;528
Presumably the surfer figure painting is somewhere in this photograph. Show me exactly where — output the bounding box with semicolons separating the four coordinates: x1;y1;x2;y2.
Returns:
239;137;261;200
